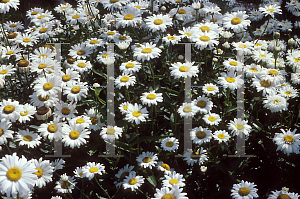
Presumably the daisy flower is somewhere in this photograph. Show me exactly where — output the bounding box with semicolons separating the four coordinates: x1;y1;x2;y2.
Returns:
170;61;199;79
0;0;19;14
0;153;37;198
73;166;84;178
125;103;148;125
190;31;219;50
192;22;222;34
115;73;136;89
268;189;299;199
0;118;13;145
248;9;264;21
69;43;92;59
218;70;244;90
31;157;54;188
54;101;78;121
0;99;23;122
33;75;61;98
15;32;38;47
183;148;208;166
140;90;163;107
263;94;289;113
82;162;105;180
178;26;196;39
278;85;298;98
29;92;58;108
1;45;22;60
162;34;181;46
161;137;179;152
231;180;259;199
123;171;144;191
15;129;41;148
145;14;173;33
54;175;77;193
136;151;158;169
114;164;134;188
203;113;221;126
232;41;254;55
61;68;80;87
100;0;128;12
100;125;123;141
156;161;174;175
118;102;132;115
31;11;54;26
273;129;300;156
177;102;198;119
212;130;231;143
35;106;52;121
115;6;142;28
66;11;87;25
133;42;162;62
190;126;213;145
202;83;219;95
259;4;282;18
258;68;286;85
69;115;92;129
31;57;55;75
251;76;277;96
228;118;252;138
18;103;35;123
223;58;244;71
51;158;65;171
31;47;56;60
38;117;67;142
152;186;188;199
223;11;251;33
62;122;91;149
85;108;104;131
4;21;23;32
162;171;185;188
63;81;88;102
85;38;104;50
245;63;262;78
119;60;142;74
34;24;55;40
192;95;213;114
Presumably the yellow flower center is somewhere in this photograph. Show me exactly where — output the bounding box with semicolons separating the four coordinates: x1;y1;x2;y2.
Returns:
196;131;206;139
4;105;15;114
277;194;291;199
132;111;142;117
9;24;17;27
255;43;262;46
238;187;250;196
208;116;216;121
0;128;3;137
6;167;22;181
18;60;29;67
76;118;85;124
90;40;98;44
77;50;86;55
69;130;80;140
161;163;170;171
260;54;266;58
77;63;86;68
196;100;206;108
126;63;135;68
119;36;127;40
191;151;199;159
161;194;176;199
142;157;151;163
61;181;70;189
294;58;300;62
183;106;192;112
200;36;210;41
61;107;70;115
20;110;28;116
34;168;44;178
134;5;141;9
89;167;98;173
167;36;175;40
0;69;8;74
269;70;278;76
39;28;47;33
129;178;137;185
239;44;247;48
107;31;115;35
106;128;116;134
210;18;217;22
23;135;32;141
226;77;235;83
207;86;215;91
284;92;292;95
217;134;225;139
23;38;31;42
231;17;242;25
124;14;134;20
48;124;58;133
38;95;49;101
43;82;54;91
38;63;47;69
266;8;274;12
169;178;179;185
72;15;80;19
200;26;210;32
71;86;81;94
179;66;190;72
37;15;45;19
39;54;48;58
235;124;244;130
62;75;71;82
6;51;14;55
229;61;238;66
123;105;128;110
185;33;191;36
261;80;271;87
166;141;174;147
154;19;163;25
90;117;98;125
120;76;130;82
284;135;294;143
31;11;39;15
147;94;156;99
142;48;152;53
250;68;258;72
178;9;186;14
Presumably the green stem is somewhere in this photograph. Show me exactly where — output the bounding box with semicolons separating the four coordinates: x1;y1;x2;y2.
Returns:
5;143;12;154
149;62;155;89
137;189;151;199
95;175;111;199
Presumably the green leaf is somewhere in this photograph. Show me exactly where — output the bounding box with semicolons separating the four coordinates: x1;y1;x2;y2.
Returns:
146;175;157;187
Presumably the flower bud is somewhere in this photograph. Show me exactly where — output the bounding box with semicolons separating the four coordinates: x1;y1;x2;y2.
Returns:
178;55;184;60
61;173;68;182
213;58;218;62
160;6;166;11
278;63;284;69
222;42;230;49
200;166;207;173
177;17;184;22
288;29;292;32
275;46;281;52
288;38;295;46
275;32;280;38
192;2;201;10
93;83;100;87
282;187;289;192
159;45;164;49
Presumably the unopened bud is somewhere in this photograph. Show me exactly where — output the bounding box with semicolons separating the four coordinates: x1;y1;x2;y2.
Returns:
178;55;184;60
222;42;230;49
159;45;164;49
61;173;68;182
278;63;284;69
282;187;289;192
288;38;295;46
177;17;184;22
160;6;166;11
275;46;281;52
275;32;280;38
200;166;207;172
213;58;218;62
288;29;292;32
